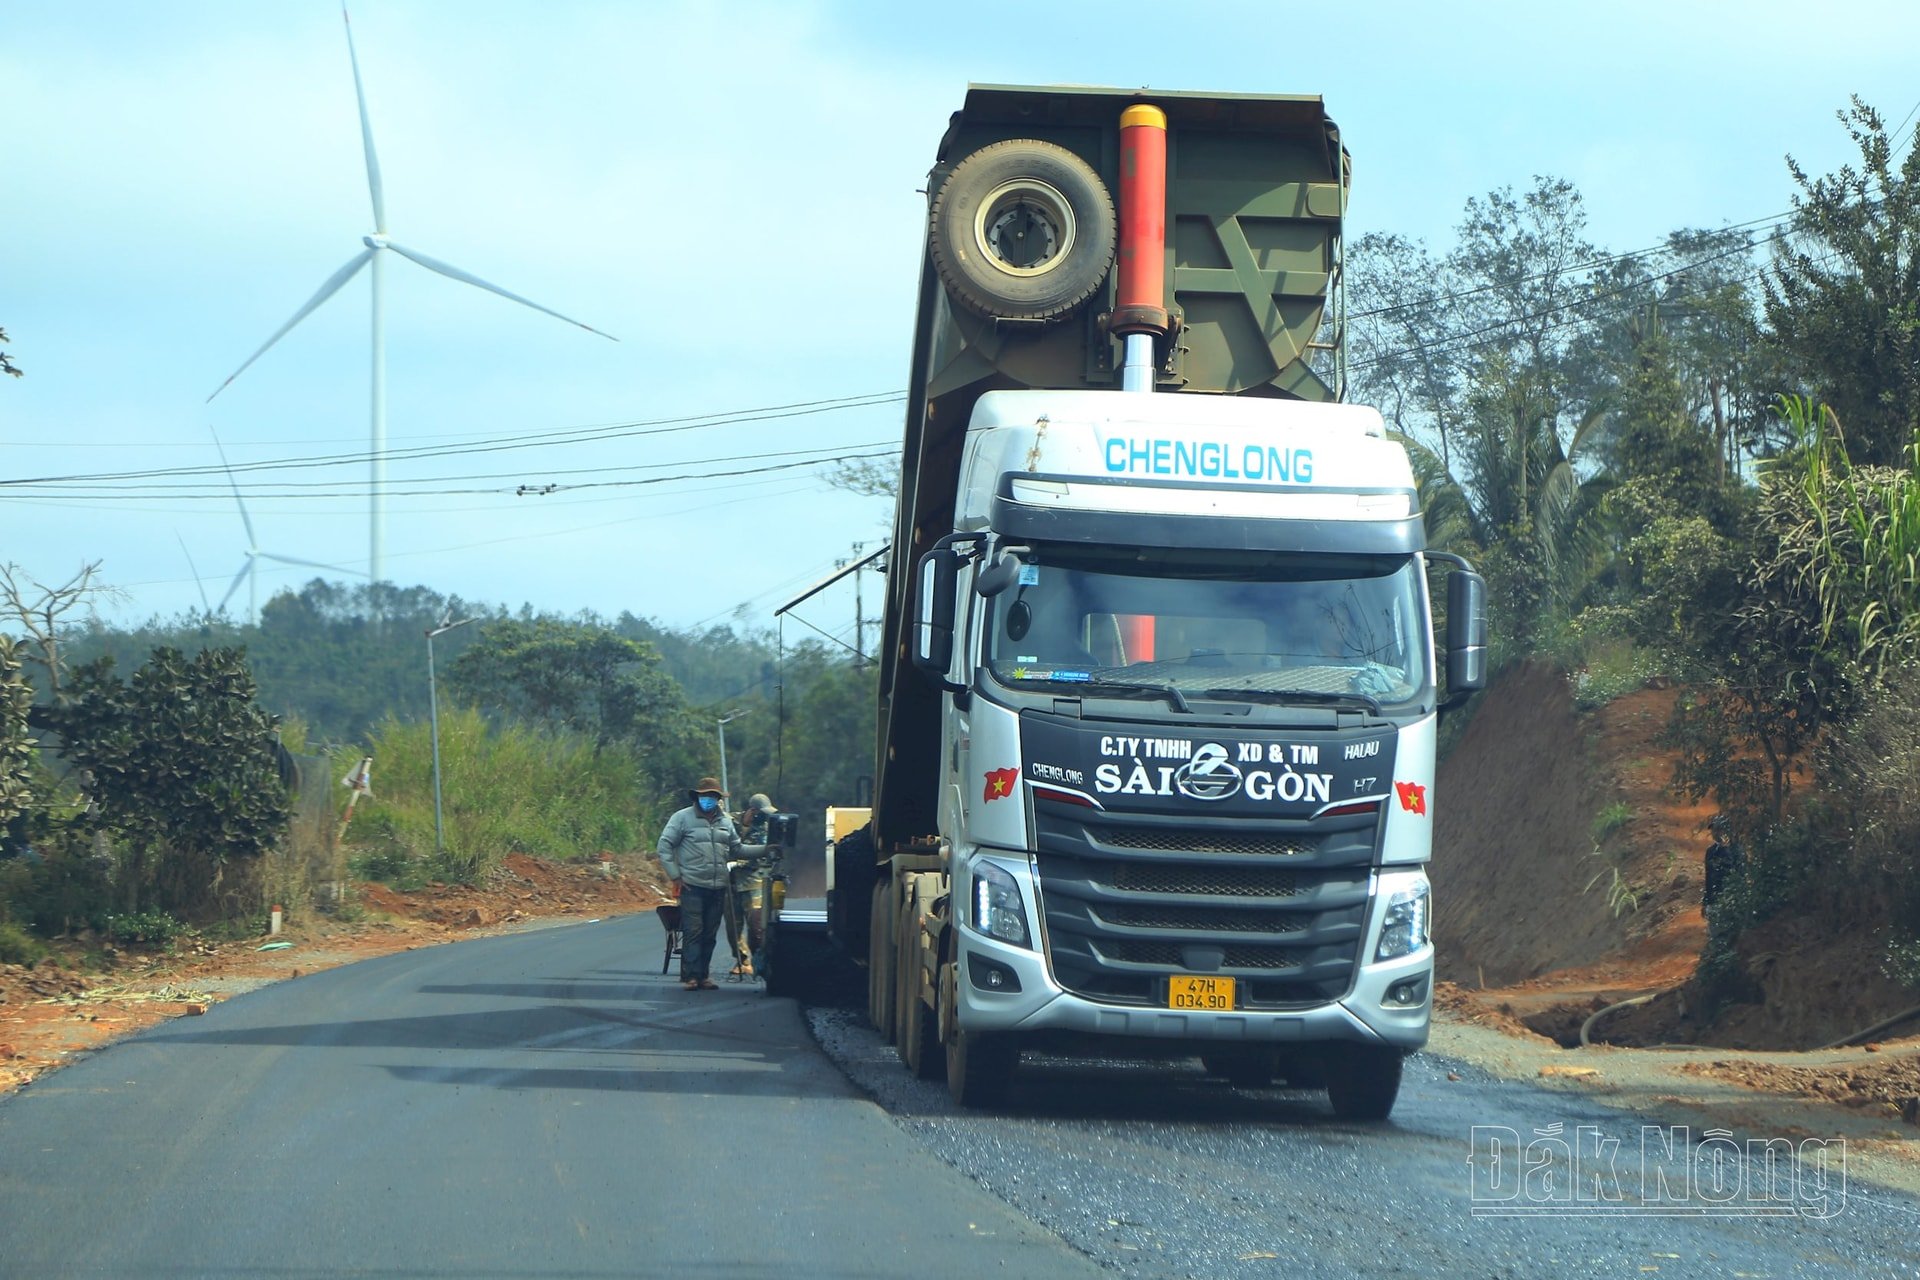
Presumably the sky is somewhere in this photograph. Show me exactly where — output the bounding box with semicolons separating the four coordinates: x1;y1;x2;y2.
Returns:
8;1;1920;649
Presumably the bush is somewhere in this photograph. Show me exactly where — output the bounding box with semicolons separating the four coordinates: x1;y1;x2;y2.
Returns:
0;920;46;965
337;710;669;884
110;909;185;948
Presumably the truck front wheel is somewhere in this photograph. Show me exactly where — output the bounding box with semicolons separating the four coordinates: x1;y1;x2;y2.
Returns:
945;1022;1016;1109
1325;1045;1404;1121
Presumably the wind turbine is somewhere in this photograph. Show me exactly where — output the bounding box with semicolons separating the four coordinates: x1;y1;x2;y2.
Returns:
212;432;363;624
175;531;215;622
207;4;615;587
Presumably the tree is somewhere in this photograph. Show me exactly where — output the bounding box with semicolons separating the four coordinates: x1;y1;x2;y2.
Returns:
48;647;291;917
0;561;114;700
449;619;703;802
0;637;33;832
1764;97;1920;468
0;326;20;379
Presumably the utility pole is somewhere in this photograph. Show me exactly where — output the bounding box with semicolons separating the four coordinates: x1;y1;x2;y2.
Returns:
716;707;752;798
853;540;865;667
426;614;474;856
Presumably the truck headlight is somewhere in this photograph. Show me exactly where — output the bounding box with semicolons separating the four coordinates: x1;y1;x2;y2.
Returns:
971;860;1031;949
1374;881;1430;961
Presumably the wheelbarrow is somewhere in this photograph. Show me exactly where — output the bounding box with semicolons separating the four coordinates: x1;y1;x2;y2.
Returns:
655;901;683;975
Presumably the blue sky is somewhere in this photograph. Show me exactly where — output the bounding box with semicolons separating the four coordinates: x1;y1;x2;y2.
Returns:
8;1;1919;644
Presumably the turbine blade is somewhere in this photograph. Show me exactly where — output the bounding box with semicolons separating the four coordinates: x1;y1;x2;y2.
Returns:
216;561;252;615
175;531;213;615
384;240;618;340
342;4;387;231
209;428;257;550
258;552;368;577
207;249;374;402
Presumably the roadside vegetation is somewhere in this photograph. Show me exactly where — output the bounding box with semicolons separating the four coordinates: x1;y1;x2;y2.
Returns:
2;96;1917;1014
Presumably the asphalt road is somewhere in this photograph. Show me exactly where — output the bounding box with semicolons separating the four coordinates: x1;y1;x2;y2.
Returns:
7;912;1920;1280
0;915;1099;1279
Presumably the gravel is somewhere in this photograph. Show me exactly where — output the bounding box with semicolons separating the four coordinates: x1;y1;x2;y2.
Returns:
804;970;1920;1279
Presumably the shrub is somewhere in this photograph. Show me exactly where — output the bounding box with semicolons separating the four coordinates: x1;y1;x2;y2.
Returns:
1590;802;1633;844
0;920;46;965
110;909;185;948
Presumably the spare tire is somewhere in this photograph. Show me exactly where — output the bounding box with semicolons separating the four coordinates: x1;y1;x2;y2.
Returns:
929;138;1116;323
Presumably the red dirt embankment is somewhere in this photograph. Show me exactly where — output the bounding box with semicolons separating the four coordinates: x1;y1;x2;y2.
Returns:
1431;662;1920;1128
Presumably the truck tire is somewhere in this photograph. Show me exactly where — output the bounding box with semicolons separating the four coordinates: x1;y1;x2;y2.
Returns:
946;1023;1016;1109
1325;1045;1404;1121
929;138;1116;323
868;880;897;1041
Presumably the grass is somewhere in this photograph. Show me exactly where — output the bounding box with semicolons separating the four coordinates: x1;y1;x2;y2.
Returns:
1583;849;1641;918
338;709;670;885
1590;801;1633;844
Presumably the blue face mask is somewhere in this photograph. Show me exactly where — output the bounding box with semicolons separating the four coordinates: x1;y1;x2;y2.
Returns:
696;795;719;814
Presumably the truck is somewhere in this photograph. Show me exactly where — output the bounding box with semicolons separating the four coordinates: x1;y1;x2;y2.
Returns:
767;84;1487;1118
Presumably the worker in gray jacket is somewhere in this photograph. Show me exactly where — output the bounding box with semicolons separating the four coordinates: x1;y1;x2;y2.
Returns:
655;776;741;990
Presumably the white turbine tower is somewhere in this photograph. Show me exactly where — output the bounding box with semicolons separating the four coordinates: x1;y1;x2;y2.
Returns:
208;4;615;586
212;432;364;624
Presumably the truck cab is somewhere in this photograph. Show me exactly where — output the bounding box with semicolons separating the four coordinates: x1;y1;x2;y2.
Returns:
903;389;1483;1111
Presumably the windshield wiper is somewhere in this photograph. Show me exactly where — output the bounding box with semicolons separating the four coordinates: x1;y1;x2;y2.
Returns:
1085;676;1192;713
1200;686;1383;717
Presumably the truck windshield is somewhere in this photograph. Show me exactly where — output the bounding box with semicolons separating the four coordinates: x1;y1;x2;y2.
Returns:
983;548;1429;707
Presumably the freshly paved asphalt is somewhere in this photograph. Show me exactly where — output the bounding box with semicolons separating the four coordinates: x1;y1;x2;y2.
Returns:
9;912;1920;1280
0;915;1100;1279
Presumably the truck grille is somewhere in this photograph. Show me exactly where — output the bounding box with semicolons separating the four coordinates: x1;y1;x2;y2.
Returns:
1096;904;1306;934
1107;862;1306;898
1032;807;1376;1009
1095;829;1315;858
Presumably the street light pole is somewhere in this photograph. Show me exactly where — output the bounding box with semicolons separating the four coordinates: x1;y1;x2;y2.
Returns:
716;707;752;798
426;615;474;856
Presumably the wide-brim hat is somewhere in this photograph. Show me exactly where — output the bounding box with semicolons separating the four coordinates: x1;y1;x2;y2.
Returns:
690;777;727;799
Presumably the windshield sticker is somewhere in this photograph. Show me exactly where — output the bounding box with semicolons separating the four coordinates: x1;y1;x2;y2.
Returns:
1017;563;1040;586
1017;655;1038;664
1010;667;1090;682
1395;781;1427;815
983;767;1018;802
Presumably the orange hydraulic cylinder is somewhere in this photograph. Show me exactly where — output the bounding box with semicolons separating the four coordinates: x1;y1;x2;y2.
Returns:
1114;103;1169;336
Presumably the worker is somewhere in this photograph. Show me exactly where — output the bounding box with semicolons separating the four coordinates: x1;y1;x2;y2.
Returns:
655;776;742;991
723;793;778;979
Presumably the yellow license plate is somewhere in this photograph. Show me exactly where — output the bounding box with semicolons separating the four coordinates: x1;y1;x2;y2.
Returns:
1167;975;1235;1011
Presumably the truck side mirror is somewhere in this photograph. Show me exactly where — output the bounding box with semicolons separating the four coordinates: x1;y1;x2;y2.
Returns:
1443;569;1487;707
976;551;1023;598
911;548;961;683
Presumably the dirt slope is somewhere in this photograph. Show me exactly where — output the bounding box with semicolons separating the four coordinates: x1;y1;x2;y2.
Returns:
1432;662;1709;989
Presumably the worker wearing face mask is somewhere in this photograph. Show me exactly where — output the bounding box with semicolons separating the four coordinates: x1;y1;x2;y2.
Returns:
655;776;743;991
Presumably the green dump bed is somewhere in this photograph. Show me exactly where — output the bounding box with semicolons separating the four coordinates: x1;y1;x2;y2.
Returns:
866;83;1351;874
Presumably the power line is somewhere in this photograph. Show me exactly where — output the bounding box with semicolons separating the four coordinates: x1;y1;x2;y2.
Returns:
1;391;905;488
2;450;896;502
4;441;892;497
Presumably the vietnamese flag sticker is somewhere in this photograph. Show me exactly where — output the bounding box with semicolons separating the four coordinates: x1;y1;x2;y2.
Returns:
1395;781;1427;815
983;767;1018;802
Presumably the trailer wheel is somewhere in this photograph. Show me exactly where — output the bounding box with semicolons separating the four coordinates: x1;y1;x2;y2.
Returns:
929;138;1116;323
1325;1045;1404;1121
868;880;897;1040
